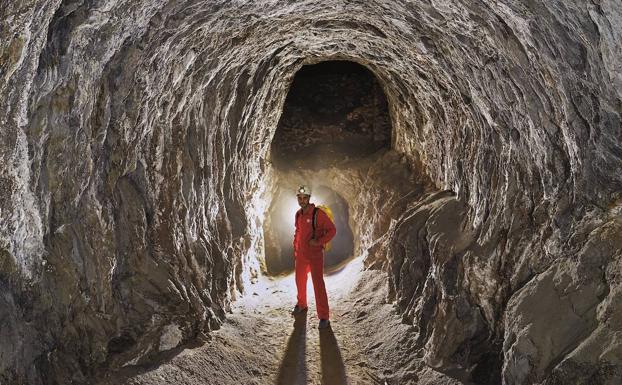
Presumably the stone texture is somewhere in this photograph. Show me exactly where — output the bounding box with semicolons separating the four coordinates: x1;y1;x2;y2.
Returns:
0;0;621;384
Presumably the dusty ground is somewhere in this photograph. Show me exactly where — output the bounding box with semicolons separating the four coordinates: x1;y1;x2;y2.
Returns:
95;257;462;385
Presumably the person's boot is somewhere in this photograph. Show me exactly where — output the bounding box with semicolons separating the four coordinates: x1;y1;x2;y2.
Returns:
318;319;330;329
291;305;308;315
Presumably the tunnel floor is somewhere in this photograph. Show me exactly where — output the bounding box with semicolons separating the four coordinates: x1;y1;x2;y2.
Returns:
94;258;460;385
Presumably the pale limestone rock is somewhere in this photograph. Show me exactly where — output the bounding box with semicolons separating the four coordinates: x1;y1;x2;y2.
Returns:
0;0;621;384
159;323;183;352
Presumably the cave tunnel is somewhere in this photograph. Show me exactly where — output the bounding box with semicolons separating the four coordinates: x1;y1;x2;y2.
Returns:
2;1;622;385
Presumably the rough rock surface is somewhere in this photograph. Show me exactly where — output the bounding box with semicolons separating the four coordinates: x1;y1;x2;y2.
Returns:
1;0;621;384
94;259;466;385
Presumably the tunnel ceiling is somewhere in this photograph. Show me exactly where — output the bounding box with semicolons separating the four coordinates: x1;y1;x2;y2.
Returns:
1;0;621;384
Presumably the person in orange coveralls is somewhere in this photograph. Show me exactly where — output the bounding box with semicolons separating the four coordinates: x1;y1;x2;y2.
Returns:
291;185;336;329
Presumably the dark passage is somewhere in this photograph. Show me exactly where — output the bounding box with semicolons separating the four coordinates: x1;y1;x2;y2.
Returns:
271;60;391;170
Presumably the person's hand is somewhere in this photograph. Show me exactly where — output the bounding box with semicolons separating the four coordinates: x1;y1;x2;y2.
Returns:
309;239;320;246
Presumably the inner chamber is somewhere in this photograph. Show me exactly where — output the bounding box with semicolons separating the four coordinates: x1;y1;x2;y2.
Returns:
264;60;392;275
271;60;391;170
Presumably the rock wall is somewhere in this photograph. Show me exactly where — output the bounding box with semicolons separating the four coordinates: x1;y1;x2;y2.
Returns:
1;0;621;384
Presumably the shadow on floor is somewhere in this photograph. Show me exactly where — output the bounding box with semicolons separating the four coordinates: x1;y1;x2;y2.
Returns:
275;313;308;385
319;326;348;385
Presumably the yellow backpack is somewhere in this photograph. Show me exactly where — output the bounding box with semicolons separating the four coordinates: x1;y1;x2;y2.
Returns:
313;205;334;252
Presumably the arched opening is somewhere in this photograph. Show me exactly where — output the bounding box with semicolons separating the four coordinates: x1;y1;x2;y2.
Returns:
263;185;355;275
264;60;392;276
271;60;391;170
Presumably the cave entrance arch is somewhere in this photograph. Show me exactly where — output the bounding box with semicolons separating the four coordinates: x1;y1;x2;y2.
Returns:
264;60;392;275
271;60;391;170
263;185;355;275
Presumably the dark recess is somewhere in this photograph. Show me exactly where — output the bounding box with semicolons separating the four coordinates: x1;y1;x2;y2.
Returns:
271;60;391;170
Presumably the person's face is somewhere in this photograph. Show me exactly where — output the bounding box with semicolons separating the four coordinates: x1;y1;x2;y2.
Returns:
297;194;310;209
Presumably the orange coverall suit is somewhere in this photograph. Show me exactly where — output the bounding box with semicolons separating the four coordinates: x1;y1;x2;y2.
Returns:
294;204;336;320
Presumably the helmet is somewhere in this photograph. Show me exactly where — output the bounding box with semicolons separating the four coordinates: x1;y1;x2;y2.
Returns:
296;185;311;196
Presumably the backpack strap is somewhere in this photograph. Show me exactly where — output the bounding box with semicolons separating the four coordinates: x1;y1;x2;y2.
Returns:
312;207;318;239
